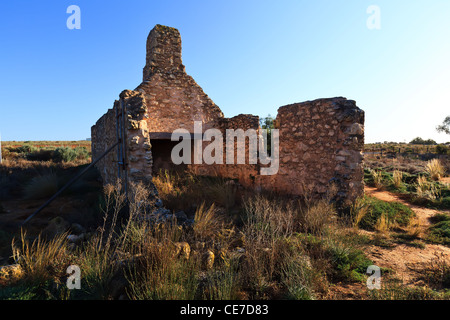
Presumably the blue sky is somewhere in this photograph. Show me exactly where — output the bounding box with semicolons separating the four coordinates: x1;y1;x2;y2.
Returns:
0;1;449;143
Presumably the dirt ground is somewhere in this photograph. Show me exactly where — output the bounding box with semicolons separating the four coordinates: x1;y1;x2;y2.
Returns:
363;186;450;287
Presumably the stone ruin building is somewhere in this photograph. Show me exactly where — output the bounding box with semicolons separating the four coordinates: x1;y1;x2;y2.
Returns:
91;24;365;209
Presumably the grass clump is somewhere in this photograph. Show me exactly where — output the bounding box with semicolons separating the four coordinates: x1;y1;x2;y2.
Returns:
392;170;404;189
427;213;450;246
425;159;445;181
369;169;384;189
11;231;70;285
415;175;441;201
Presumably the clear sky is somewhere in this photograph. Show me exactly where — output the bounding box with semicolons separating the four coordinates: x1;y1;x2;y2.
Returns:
0;1;449;143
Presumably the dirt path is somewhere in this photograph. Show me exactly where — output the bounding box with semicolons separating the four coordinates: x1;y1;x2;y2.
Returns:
363;186;450;286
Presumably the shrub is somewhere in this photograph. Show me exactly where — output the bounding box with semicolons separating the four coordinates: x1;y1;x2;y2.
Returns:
26;149;55;161
436;145;449;155
152;171;237;211
23;173;59;200
428;220;450;246
327;241;373;282
280;254;315;300
12;145;37;154
54;147;89;163
357;196;415;231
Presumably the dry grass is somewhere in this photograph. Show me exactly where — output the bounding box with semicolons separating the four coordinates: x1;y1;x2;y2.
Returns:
415;175;441;200
2;172;376;300
11;230;69;282
375;214;390;233
406;216;421;239
412;252;450;289
426;159;446;181
152;170;238;211
193;202;225;240
369;169;384;189
350;197;369;229
392;170;404;189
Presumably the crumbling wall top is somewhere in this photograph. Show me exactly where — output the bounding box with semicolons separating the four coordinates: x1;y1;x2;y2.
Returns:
143;24;185;80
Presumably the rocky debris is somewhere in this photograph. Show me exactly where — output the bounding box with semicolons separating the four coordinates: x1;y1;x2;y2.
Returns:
174;210;188;222
202;249;215;270
154;198;163;208
70;223;86;235
0;264;23;283
173;242;191;260
43;216;70;238
234;247;245;254
138;206;195;228
67;234;84;245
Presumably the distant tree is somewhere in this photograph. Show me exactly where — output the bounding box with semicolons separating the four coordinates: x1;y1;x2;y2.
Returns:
437;116;450;135
260;114;275;130
409;137;437;145
260;115;275;156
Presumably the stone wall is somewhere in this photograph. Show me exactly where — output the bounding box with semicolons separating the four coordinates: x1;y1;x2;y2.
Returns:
91;107;118;185
267;97;364;207
91;90;154;188
189;114;261;187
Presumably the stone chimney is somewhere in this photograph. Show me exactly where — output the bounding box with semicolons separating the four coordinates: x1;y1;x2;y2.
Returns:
143;24;185;80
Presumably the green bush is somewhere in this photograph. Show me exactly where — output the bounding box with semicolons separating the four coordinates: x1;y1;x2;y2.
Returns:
54;147;89;162
428;219;450;246
436;145;449;155
15;145;37;154
327;242;373;282
357;196;415;231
